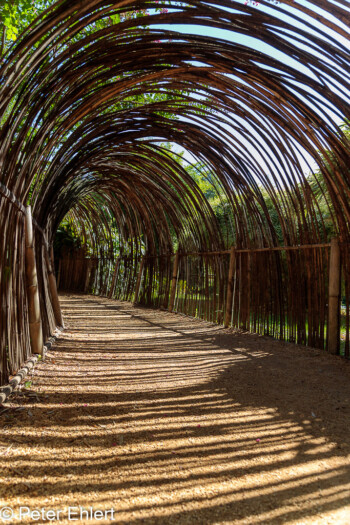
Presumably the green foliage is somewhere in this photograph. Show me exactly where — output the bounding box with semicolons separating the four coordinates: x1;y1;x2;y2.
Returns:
303;120;350;239
185;163;218;201
54;220;82;258
0;1;51;47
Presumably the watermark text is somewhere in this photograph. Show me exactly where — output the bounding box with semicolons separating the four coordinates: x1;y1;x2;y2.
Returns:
0;506;116;522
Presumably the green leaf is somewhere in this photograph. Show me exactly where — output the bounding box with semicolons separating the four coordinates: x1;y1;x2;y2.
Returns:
110;14;120;24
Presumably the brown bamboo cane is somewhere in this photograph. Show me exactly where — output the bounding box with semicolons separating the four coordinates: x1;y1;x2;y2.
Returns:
162;256;172;309
133;255;145;304
44;245;64;327
107;257;120;298
168;251;180;313
246;251;251;331
328;237;341;354
57;257;62;289
83;258;92;293
25;206;44;355
224;246;236;328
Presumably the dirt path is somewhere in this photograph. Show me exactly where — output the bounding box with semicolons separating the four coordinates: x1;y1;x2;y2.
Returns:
1;294;350;524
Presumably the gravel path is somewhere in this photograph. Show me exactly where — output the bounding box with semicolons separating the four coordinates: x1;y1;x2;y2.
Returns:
1;294;350;524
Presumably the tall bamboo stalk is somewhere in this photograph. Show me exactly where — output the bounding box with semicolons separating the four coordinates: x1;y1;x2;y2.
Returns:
133;256;145;304
328;237;340;354
224;247;235;328
169;251;180;312
45;245;64;327
25;206;44;355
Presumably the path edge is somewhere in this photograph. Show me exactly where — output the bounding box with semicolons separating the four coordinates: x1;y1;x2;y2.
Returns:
0;327;64;404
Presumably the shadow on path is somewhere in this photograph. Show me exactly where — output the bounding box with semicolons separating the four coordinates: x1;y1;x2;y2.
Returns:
1;294;350;524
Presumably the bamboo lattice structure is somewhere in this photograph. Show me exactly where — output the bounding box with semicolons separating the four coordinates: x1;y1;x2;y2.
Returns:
0;0;349;385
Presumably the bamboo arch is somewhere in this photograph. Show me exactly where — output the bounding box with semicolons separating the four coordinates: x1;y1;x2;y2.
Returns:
0;0;349;384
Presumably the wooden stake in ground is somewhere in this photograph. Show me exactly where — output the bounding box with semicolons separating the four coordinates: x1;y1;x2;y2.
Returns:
25;206;44;355
328;237;340;354
225;246;236;328
169;251;180;312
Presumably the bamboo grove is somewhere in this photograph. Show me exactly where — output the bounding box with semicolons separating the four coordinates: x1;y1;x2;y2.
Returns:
0;0;349;385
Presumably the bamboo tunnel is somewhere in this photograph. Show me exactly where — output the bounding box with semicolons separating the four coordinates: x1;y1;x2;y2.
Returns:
0;0;350;384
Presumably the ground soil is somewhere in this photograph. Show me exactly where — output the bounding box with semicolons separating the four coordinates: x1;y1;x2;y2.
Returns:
1;294;350;524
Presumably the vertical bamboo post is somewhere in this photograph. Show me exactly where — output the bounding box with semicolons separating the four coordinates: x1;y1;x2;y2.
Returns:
224;246;236;328
213;257;217;323
169;251;180;313
50;245;55;270
147;257;154;305
205;256;210;321
328;237;341;354
83;258;91;293
45;246;64;327
246;251;251;331
162;255;172;309
133;256;145;305
25;206;44;355
107;257;120;299
57;257;62;289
